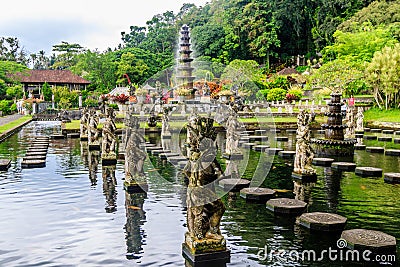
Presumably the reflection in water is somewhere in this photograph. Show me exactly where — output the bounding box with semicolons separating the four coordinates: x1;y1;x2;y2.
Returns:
102;165;117;213
323;167;341;212
124;191;147;260
88;150;100;186
80;141;89;167
293;180;315;204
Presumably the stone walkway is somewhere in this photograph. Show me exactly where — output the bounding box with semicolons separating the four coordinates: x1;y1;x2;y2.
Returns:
0;114;24;127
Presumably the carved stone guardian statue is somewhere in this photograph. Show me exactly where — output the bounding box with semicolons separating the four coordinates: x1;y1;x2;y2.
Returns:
101;108;117;165
88;109;100;150
80;107;89;141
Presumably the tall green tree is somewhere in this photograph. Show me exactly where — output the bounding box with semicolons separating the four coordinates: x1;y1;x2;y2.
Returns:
116;52;149;85
51;41;85;69
0;37;28;65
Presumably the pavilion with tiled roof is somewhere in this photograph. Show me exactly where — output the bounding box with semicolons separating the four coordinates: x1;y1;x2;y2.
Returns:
14;69;90;97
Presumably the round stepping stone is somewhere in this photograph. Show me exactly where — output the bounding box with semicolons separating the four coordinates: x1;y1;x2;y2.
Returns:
296;212;347;232
364;135;377;140
67;133;80;138
355;133;364;138
394;138;400;144
286;129;297;134
159;152;180;160
0;159;11;171
252;145;270;152
278;150;296;159
151;149;171;156
377;137;392;142
317;130;325;134
219;178;250;192
239;136;250;142
384;173;400;184
370;128;382;133
331;162;357;172
270;129;281;133
340;229;397;253
241;142;255;149
355;167;383;177
394;131;400;136
275;136;289;142
240;187;276;202
249;135;268;142
21;159;46;168
168;156;187;164
266;198;307;215
354;144;366;150
366;147;384;153
243;130;254;135
312;157;335;167
364;128;371;132
385;149;400;156
382;130;394;134
265;148;283;155
50;134;65;139
255;129;267;135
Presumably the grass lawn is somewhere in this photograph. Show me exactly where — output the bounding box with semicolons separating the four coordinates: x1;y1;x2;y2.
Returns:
364;108;400;123
0;115;32;134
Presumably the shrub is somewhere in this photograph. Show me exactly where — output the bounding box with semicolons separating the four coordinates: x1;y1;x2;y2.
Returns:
256;89;269;100
0;100;11;114
287;86;303;101
267;88;287;101
10;103;17;113
6;85;23;99
58;98;71;109
84;98;98;107
108;103;119;110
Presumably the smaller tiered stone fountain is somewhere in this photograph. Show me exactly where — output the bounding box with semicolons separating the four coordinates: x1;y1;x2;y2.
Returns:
312;92;356;157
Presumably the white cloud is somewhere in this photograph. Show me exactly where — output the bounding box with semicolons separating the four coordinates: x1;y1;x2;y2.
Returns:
0;0;209;54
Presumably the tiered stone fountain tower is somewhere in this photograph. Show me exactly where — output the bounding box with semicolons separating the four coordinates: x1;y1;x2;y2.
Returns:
312;92;356;157
176;24;195;98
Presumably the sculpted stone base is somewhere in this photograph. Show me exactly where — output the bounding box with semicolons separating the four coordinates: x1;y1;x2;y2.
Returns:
80;135;88;141
292;172;317;183
101;152;117;165
182;242;230;265
124;174;148;193
89;141;101;151
184;232;227;254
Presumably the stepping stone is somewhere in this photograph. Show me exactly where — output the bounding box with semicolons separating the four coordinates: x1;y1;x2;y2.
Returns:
266;198;307;215
32;143;49;147
378;137;392;142
255;129;267;135
340;229;397;253
364;135;377;140
278;150;296;159
248;135;268;142
252;145;270;152
67;133;80;138
159;152;180;160
168;156;187;164
26;151;47;157
355;133;364;138
28;149;48;153
240;187;276;202
355;167;383;177
239;136;250;142
331;162;357;172
0;159;11;171
312;157;335;167
50;134;65;139
29;145;48;150
286;129;297;134
242;142;256;149
24;155;46;161
275;136;289;142
145;146;163;151
382;130;394;134
243;130;254;135
384;173;400;184
219;178;250;192
354;144;366;150
34;137;49;141
385;149;400;156
265;148;283;155
355;130;365;134
21;159;46;168
269;129;281;133
317;130;325;134
364;128;371;132
366;147;385;153
395;138;400;144
296;212;347;232
151;149;171;156
394;131;400;136
370;128;382;133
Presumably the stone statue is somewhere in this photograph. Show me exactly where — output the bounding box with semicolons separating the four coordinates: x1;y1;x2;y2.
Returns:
80;107;89;140
224;107;241;158
345;105;355;139
124;114;147;188
102;165;117;213
101;108;117;162
88;109;100;149
183;114;227;254
356;107;364;132
161;106;173;137
147;112;158;128
294;110;316;175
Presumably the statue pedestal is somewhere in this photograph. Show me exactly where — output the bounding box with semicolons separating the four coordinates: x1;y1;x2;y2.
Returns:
101;153;117;165
291;172;317;183
89;142;100;151
80;135;88;141
124;179;148;194
182;240;230;266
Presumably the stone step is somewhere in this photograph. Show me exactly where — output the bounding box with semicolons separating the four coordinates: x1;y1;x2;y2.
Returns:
21;159;46;168
365;147;385;153
312;158;335;167
384;173;400;184
265;148;283;155
385;149;400;156
219;178;250;192
278;150;296;159
382;130;394;134
241;142;256;149
254;129;267;135
240;187;276;202
50;134;65;139
364;135;377;140
377;137;392;142
23;155;46;161
370;128;382;133
394;131;400;136
340;229;396;253
395;138;400;144
317;130;325;134
151;149;171;156
266;198;307;215
286;129;297;134
354;144;366;150
67;133;80;138
25;151;47;157
364;128;371;132
331;162;357;172
252;145;270;152
0;159;11;171
159;152;180;160
296;212;347;232
275;136;289;142
248;135;268;142
355;167;383;178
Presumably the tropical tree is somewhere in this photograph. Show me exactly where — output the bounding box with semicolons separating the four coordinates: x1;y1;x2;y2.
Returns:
51;41;85;69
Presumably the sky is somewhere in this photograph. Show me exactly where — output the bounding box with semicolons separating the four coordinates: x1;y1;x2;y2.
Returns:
0;0;209;55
